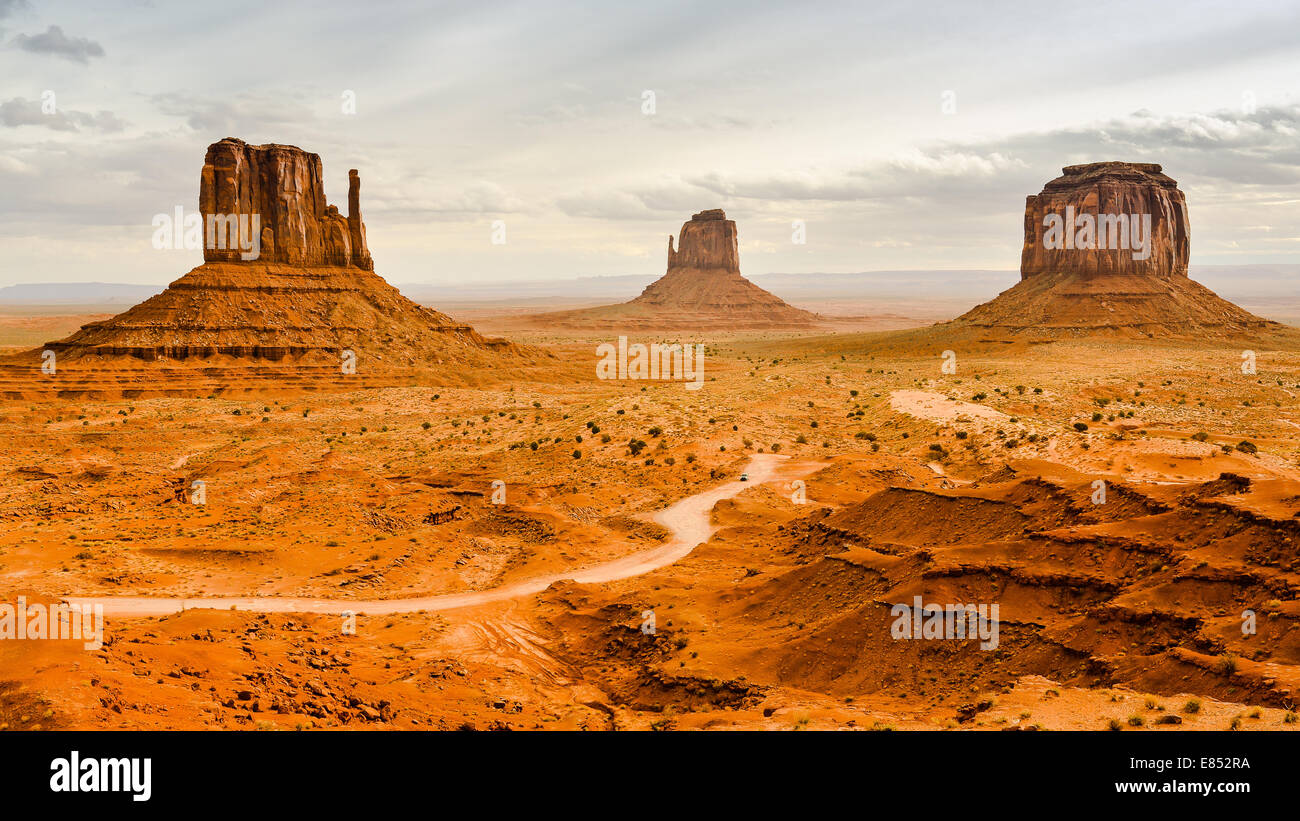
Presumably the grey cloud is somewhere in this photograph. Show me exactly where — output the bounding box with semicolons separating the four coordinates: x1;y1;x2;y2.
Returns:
0;0;28;19
11;24;105;63
683;104;1300;209
369;180;527;219
0;133;201;226
151;91;316;134
0;96;126;132
556;182;715;221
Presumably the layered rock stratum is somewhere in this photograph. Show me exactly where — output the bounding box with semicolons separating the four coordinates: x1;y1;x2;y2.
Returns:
29;139;519;375
1020;162;1189;280
200;138;373;269
522;209;820;330
950;162;1276;338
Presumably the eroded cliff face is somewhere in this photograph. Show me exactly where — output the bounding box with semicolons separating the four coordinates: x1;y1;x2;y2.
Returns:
199;138;373;270
1020;162;1189;281
623;209;817;325
666;209;741;273
36;138;524;369
944;162;1271;339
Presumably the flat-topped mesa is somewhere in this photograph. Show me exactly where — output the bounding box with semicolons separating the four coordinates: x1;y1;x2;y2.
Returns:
199;137;373;269
666;208;740;272
1020;161;1189;281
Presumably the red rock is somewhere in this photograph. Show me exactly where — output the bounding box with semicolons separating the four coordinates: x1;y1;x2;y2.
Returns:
945;162;1275;339
513;209;819;329
665;209;740;273
1020;162;1189;280
199;138;372;269
34;138;522;372
623;210;818;327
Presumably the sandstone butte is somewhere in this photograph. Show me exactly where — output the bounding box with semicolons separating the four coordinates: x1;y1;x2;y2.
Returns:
525;209;821;330
951;161;1277;338
28;138;520;375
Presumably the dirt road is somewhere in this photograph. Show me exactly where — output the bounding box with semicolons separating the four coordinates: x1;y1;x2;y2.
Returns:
67;453;818;618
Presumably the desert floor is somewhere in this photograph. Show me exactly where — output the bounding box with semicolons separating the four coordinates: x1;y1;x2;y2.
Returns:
3;324;1300;731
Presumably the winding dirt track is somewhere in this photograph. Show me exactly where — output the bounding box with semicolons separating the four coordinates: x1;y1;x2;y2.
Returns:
68;453;816;618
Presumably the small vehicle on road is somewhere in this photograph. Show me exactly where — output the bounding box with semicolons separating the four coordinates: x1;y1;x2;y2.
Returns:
739;473;749;482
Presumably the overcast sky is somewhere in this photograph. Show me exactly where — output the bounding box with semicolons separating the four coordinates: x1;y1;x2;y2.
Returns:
1;0;1298;288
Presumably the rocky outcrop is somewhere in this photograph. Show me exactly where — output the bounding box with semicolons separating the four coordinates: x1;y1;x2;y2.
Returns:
512;209;819;329
624;209;818;326
1020;162;1189;280
36;138;522;370
941;163;1274;339
666;209;740;273
200;138;373;269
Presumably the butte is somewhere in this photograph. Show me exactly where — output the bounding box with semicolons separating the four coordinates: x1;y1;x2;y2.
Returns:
949;162;1279;340
529;209;820;330
1;138;525;397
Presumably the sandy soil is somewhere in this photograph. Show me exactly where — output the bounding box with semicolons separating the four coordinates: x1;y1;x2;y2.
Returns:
3;326;1300;731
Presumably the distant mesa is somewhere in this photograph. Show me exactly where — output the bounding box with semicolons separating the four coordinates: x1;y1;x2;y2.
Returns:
951;161;1276;338
525;209;820;330
34;138;518;371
